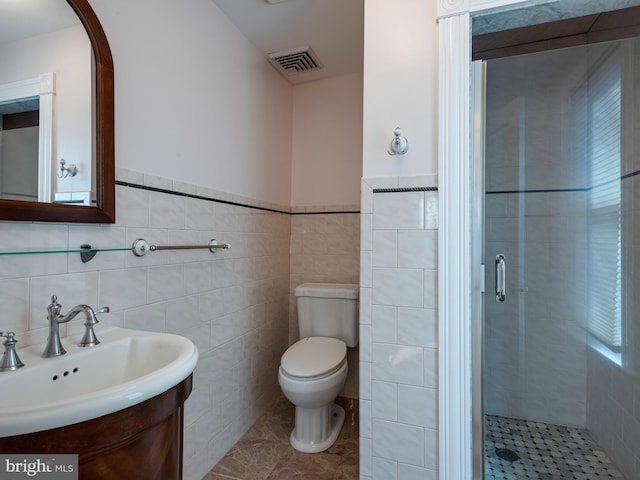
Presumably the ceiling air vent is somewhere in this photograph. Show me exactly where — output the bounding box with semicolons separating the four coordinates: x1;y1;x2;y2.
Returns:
268;46;323;76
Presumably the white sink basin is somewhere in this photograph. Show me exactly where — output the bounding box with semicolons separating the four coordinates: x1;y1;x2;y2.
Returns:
0;327;198;437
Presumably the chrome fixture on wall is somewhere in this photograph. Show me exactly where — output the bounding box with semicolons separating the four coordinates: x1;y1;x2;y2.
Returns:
132;238;231;257
58;158;78;178
387;127;409;156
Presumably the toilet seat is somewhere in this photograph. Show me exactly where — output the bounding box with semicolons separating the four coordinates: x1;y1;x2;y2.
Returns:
281;337;346;380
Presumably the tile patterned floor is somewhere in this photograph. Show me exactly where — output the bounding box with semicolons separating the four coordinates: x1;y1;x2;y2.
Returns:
203;395;359;480
485;415;627;479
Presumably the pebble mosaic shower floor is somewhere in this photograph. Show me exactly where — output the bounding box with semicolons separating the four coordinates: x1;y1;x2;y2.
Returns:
484;415;627;479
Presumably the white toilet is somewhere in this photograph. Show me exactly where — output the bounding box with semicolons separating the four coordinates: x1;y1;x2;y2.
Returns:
278;282;359;453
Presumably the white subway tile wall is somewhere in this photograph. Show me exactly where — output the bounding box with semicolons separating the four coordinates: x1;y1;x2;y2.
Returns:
360;176;438;480
0;170;292;480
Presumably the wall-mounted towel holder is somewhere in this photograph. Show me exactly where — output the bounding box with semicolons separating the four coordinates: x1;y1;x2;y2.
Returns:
387;127;409;156
132;238;230;257
77;238;231;263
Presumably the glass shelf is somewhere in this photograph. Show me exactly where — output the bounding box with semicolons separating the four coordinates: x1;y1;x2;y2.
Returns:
0;247;130;256
0;238;229;262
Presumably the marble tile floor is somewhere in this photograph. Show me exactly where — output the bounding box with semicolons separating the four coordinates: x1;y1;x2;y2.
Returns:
485;415;627;479
203;395;359;480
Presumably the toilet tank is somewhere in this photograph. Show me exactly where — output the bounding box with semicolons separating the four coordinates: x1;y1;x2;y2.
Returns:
295;283;359;347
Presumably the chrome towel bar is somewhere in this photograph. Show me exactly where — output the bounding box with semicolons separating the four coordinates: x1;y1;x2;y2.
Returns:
132;238;230;257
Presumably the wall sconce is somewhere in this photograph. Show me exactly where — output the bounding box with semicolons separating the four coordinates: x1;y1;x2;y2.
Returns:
387;127;409;156
58;159;77;178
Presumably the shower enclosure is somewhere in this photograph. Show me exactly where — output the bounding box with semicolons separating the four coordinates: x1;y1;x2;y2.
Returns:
481;35;640;479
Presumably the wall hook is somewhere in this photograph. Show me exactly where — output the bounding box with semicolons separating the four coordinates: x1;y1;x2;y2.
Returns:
58;159;78;178
387;127;409;156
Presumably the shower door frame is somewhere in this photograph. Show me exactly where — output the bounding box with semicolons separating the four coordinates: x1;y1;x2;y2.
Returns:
438;1;637;479
470;59;486;480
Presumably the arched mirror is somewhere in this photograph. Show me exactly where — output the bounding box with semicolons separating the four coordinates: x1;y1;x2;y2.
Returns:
0;0;114;223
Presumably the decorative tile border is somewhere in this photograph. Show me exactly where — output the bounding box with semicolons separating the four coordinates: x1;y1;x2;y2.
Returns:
116;167;360;215
373;186;438;193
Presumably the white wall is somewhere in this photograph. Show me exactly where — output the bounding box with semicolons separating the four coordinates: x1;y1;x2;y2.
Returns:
291;73;363;207
362;0;438;177
0;25;93;194
89;0;294;206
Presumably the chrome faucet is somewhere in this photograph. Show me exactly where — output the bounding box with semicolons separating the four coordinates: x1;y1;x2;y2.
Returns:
42;295;110;358
0;332;24;371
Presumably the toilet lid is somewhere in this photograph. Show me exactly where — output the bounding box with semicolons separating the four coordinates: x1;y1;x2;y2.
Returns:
281;337;346;379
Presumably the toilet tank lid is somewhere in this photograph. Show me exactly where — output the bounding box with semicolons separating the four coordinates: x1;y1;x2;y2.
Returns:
294;283;359;299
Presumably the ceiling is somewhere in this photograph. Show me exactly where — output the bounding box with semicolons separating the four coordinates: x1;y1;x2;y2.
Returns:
473;4;640;60
211;0;364;85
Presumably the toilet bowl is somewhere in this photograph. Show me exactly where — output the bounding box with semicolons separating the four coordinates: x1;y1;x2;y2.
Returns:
278;336;348;453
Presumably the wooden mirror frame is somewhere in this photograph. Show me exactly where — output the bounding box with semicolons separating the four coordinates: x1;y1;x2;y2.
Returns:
0;0;115;223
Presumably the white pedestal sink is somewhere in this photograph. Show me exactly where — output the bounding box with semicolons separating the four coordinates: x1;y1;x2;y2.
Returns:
0;326;198;437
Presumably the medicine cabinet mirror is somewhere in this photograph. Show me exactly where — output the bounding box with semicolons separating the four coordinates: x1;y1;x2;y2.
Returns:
0;0;114;223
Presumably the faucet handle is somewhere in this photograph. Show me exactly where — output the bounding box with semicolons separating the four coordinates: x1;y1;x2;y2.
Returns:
78;306;109;348
86;306;110;326
0;332;24;371
0;332;17;342
47;294;62;318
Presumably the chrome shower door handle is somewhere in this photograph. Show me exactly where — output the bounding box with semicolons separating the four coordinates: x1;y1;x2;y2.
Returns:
495;254;506;302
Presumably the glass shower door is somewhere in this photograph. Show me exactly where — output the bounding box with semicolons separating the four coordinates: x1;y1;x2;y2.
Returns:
482;38;635;479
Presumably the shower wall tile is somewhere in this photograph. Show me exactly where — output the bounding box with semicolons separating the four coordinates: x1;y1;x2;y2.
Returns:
424;426;439;469
373;191;425;230
360;437;372;477
372;231;397;267
372;343;423;385
372;457;397;480
398;385;437;428
372;268;423;307
372;305;397;343
398;463;437;480
0;171;292;480
398;231;437;269
361;399;372;438
584;174;640;479
423;270;438;310
425;191;439;230
372;380;398;421
423;348;438;389
360;176;439;480
372;419;425;466
360;361;372;400
397;307;437;348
